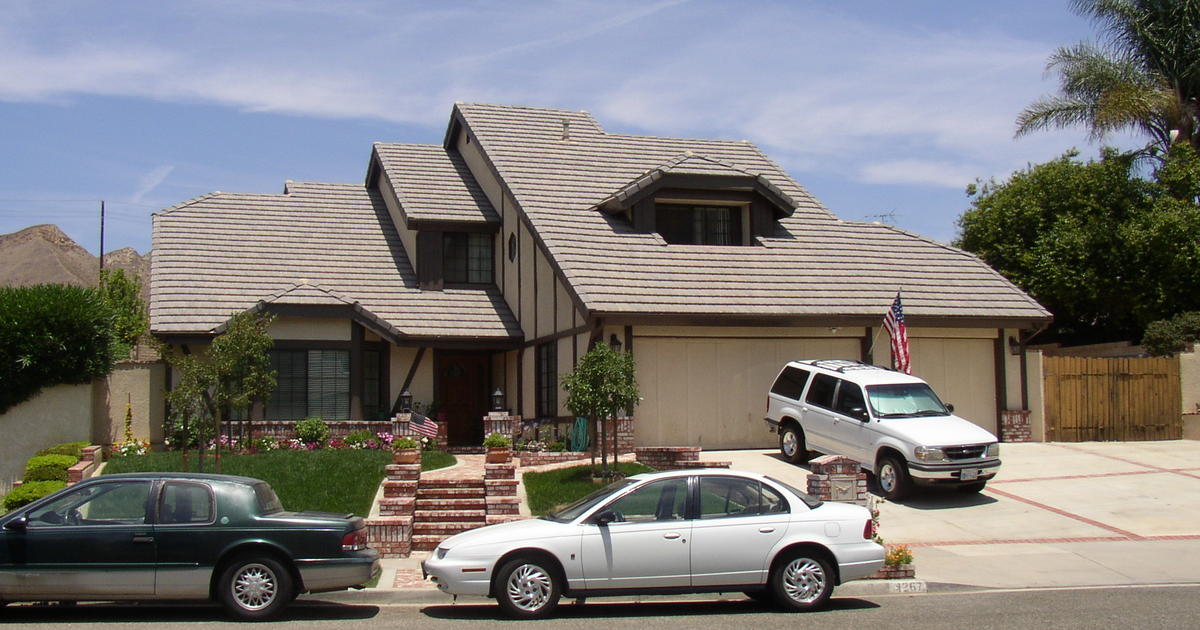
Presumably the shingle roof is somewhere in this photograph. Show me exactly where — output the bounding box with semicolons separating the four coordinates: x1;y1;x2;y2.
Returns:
150;182;520;340
454;103;1050;323
595;153;797;215
371;143;499;225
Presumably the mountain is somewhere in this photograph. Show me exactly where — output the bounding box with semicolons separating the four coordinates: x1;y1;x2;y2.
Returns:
0;224;148;288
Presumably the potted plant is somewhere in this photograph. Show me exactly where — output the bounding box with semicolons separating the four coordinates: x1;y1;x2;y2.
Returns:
483;432;512;463
392;436;421;464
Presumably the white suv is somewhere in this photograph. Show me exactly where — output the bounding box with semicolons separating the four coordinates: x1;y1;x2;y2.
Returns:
764;360;1001;499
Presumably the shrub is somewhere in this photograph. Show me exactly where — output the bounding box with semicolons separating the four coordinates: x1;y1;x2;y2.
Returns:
37;441;90;458
393;436;420;450
1143;311;1200;356
548;441;566;452
295;417;330;444
24;454;78;482
345;429;375;447
0;284;116;413
3;480;67;511
483;432;511;448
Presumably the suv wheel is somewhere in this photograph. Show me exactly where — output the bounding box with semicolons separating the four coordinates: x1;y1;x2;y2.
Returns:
876;455;911;500
780;425;808;465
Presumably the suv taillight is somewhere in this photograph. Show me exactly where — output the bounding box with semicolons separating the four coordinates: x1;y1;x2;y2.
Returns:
863;519;876;540
342;527;368;551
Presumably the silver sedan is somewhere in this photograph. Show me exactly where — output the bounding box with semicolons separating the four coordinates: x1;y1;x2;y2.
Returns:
422;468;884;618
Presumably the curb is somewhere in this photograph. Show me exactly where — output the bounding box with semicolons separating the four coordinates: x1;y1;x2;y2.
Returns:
303;579;929;607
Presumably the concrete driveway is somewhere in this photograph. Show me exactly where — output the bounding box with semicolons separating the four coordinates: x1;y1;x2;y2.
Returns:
707;440;1200;589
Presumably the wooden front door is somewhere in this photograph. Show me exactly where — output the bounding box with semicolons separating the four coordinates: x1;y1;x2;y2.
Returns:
434;351;490;446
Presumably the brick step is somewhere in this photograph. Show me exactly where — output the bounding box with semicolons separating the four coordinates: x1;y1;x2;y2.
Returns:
413;509;486;523
416;497;487;510
413;521;486;536
419;478;486;488
412;534;448;551
417;487;485;499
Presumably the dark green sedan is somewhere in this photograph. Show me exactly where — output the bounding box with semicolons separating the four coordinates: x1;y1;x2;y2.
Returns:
0;472;380;620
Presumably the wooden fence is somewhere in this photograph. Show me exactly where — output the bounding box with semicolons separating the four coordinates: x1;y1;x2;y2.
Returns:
1044;356;1182;442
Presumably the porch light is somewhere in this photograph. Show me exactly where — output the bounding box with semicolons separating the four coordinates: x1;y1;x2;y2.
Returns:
492;387;505;412
609;333;622;352
399;390;413;412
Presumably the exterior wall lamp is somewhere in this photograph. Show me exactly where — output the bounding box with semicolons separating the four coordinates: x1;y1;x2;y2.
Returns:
492;387;505;412
399;390;413;412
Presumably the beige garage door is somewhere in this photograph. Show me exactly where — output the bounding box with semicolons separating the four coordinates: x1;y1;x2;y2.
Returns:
909;338;997;434
634;337;861;449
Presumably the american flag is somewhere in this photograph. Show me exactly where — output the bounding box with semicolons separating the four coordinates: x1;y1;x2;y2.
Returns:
883;292;911;374
409;413;439;438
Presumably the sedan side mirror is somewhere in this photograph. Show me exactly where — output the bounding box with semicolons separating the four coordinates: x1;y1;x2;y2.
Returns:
592;510;618;526
3;516;28;532
946;403;955;413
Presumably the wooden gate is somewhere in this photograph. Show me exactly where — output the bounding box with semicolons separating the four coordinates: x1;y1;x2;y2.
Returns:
1044;356;1181;441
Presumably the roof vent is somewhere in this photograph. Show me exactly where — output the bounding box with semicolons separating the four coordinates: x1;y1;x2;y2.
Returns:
561;119;570;142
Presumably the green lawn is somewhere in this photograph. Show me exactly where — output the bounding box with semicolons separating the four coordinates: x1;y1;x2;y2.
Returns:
104;449;456;517
523;462;654;516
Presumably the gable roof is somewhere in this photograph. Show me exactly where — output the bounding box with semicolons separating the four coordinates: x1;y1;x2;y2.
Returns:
595;153;797;217
369;142;499;226
150;181;521;341
451;103;1050;325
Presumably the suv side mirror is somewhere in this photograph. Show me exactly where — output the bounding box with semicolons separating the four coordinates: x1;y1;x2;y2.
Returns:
848;406;869;421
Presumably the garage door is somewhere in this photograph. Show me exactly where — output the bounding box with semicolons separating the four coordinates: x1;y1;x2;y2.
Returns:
909;338;997;434
634;337;861;449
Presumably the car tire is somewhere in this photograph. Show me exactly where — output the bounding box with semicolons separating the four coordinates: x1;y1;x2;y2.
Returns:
780;425;808;465
218;555;294;621
769;552;833;611
876;455;912;500
957;481;987;493
495;557;561;619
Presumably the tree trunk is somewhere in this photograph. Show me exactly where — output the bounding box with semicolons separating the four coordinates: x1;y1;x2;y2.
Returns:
599;415;609;476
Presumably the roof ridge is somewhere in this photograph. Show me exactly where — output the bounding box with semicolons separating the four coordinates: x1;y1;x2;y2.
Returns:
154;192;221;216
263;282;357;305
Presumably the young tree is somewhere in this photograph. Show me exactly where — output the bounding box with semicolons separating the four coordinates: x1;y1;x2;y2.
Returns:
562;341;640;478
1016;0;1200;157
99;268;148;358
160;311;277;472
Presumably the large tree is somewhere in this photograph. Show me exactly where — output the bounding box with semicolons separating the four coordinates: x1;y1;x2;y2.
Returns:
1016;0;1200;156
957;145;1200;344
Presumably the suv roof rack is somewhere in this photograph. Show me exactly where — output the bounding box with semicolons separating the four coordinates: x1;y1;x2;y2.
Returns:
807;359;891;373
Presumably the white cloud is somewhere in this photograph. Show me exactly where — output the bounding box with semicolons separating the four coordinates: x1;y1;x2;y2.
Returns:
131;165;175;204
859;159;982;189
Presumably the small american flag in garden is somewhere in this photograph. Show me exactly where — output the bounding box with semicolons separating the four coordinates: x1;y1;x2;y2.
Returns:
410;413;439;438
883;292;911;374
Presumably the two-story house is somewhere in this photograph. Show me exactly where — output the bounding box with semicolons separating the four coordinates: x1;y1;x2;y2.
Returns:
150;103;1050;449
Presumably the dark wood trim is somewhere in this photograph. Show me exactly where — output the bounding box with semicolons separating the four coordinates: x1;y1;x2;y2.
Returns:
532;241;539;339
861;327;873;364
269;340;351;350
516;347;524;417
591;312;1051;330
408;218;500;232
623;325;633;354
521;324;592;350
402;347;426;392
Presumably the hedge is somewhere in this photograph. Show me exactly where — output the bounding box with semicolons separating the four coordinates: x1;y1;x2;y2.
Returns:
24;454;79;482
3;481;67;512
37;441;90;459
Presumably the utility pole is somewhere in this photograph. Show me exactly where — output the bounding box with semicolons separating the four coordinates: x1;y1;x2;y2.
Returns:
98;200;106;274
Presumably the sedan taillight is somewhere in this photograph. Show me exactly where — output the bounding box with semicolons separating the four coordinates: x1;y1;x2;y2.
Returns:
342;527;368;551
863;519;876;540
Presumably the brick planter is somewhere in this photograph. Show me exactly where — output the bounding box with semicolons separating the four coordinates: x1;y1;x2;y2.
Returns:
516;451;589;466
869;564;915;579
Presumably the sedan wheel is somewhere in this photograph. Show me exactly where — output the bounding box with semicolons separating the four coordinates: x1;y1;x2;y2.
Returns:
770;553;833;611
218;556;293;621
496;558;561;619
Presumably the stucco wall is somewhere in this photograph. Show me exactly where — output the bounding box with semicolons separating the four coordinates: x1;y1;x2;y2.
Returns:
95;362;167;447
1182;348;1199;439
390;346;434;411
269;317;350;341
0;383;93;491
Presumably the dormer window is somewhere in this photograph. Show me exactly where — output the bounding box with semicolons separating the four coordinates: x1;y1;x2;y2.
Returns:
444;232;493;283
656;203;745;245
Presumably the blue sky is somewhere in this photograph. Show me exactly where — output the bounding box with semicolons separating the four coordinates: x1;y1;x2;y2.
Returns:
0;0;1138;255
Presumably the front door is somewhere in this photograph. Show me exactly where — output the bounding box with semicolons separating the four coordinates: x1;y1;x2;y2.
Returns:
435;351;491;446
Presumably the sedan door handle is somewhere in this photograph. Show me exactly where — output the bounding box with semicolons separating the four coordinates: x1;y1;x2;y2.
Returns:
759;527;775;533
132;535;155;544
663;532;681;540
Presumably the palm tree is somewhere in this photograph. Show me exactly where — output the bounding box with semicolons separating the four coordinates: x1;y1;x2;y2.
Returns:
1016;0;1200;156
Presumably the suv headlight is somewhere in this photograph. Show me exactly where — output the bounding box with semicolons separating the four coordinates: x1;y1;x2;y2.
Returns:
914;446;947;462
985;443;1000;458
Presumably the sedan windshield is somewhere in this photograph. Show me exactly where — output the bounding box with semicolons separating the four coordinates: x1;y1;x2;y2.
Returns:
541;478;638;523
866;383;949;418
